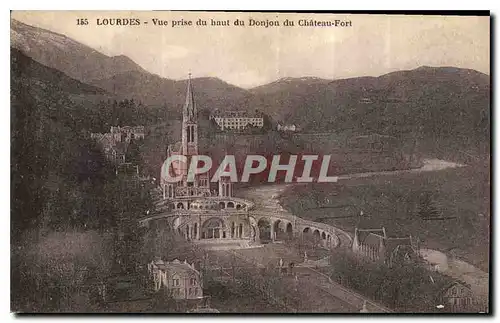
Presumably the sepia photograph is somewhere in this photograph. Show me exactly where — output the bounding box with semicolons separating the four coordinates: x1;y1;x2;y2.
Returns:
10;10;490;314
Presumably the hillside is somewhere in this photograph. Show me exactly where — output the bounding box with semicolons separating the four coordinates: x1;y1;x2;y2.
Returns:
89;70;252;109
11;47;108;96
11;47;117;236
246;67;490;160
11;19;147;83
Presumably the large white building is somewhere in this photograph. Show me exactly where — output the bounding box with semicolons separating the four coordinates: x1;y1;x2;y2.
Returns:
210;110;264;131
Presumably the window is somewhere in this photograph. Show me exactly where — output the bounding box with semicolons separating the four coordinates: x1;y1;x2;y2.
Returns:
173;278;180;286
189;288;193;295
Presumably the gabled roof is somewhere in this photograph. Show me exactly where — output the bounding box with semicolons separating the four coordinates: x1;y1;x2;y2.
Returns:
94;133;115;148
150;258;200;277
439;280;474;299
356;227;386;242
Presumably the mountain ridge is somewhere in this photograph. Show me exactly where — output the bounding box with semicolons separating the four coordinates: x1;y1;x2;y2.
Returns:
11;18;490;160
11;18;148;83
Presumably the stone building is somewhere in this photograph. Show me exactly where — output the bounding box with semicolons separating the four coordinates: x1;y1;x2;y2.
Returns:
91;125;145;164
147;259;203;300
352;226;417;267
439;281;484;312
157;75;257;248
110;126;145;143
210;110;264;131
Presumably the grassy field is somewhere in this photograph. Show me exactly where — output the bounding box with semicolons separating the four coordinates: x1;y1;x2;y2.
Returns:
279;159;490;271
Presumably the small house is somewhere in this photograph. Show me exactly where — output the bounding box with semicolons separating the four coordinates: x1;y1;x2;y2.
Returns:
147;259;203;300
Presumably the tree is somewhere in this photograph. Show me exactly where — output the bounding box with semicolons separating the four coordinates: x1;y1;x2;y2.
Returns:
328;248;453;312
417;191;441;219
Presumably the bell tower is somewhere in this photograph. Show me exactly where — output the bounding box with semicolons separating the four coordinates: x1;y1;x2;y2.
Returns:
182;73;198;156
218;176;232;197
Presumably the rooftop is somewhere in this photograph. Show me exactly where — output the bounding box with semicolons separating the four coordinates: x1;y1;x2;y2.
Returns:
211;110;264;118
150;258;200;276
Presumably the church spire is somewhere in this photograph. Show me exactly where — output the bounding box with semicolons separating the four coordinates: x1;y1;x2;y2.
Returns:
181;72;198;156
183;73;196;122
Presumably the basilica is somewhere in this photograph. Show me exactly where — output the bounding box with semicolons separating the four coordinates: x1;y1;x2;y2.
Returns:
156;75;258;247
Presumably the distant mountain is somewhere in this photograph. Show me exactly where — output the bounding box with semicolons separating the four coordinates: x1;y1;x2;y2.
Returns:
246;67;490;157
11;47;108;96
11;19;147;83
89;70;252;110
11;19;251;111
11;17;490;160
251;76;333;95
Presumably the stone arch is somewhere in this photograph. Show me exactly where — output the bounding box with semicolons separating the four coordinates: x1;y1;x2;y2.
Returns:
219;202;226;209
303;227;311;234
177;202;184;209
236;204;242;210
321;232;326;239
273;220;284;240
173;217;182;230
257;218;272;243
239;223;243;238
201;217;225;239
286;222;293;238
313;229;321;242
227;201;235;208
231;222;236;238
331;234;340;248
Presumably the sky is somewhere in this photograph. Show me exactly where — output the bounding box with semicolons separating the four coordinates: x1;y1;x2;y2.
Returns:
11;11;490;88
